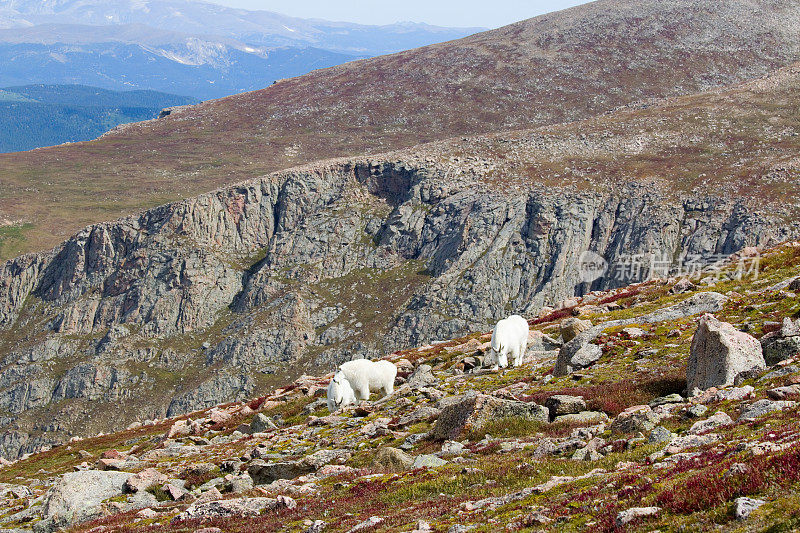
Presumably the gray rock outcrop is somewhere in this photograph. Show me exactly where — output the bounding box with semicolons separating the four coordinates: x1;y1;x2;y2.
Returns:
0;157;791;458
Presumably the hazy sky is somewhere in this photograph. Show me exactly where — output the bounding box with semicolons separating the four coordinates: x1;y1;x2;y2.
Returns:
209;0;593;28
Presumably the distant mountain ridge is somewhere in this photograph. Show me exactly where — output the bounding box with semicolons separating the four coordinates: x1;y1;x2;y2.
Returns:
0;84;196;153
0;41;358;98
0;0;481;55
0;0;482;99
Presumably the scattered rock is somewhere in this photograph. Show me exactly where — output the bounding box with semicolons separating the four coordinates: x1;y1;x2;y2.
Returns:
688;412;733;434
571;447;603;461
441;440;466;456
670;279;697;294
373;447;414;472
734;497;766;520
225;473;254;493
569;343;603;370
713;386;755;402
174;496;294;522
611;405;659;435
248;449;350;485
137;508;158;519
767;385;800;400
166;419;193;439
665;434;720;454
304;521;326;533
616;506;661;527
545;395;586;420
649;394;684;408
739;399;797;421
620;326;647;339
413;519;433;532
648;426;673;444
761;330;800;366
124;468;167;493
682;404;708;419
412;454;448;469
407;365;439;389
348;516;384;532
394;405;441;427
688;314;765;391
249;413;279;434
553;411;609;425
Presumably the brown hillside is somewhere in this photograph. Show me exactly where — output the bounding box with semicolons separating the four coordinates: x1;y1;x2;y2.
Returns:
1;0;800;259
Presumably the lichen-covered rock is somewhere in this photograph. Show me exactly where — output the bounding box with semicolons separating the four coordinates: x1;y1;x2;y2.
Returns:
734;497;765;520
373;447;414;471
688;314;765;392
124;468;167;494
610;405;659;435
406;365;439;389
760;320;800;364
688;412;733;434
412;454;448;469
738;399;797;421
616;506;661;527
431;393;548;440
569;344;603;370
173;496;295;522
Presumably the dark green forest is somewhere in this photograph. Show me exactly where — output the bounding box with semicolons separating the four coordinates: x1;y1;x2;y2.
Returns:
0;85;197;153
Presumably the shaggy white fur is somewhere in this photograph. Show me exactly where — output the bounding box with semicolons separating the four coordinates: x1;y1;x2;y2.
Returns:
337;359;397;401
326;370;357;412
487;314;529;369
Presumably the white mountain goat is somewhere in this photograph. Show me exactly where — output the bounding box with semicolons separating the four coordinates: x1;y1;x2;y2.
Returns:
326;370;357;412
337;359;397;402
487;314;530;369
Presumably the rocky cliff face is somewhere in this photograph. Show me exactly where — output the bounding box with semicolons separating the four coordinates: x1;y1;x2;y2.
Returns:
0;157;794;459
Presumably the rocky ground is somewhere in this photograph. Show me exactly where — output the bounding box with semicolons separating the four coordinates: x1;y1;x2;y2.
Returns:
1;243;800;532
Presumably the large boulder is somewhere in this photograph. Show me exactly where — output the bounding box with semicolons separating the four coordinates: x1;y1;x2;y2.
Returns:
431;392;548;440
34;470;132;533
688;314;765;392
